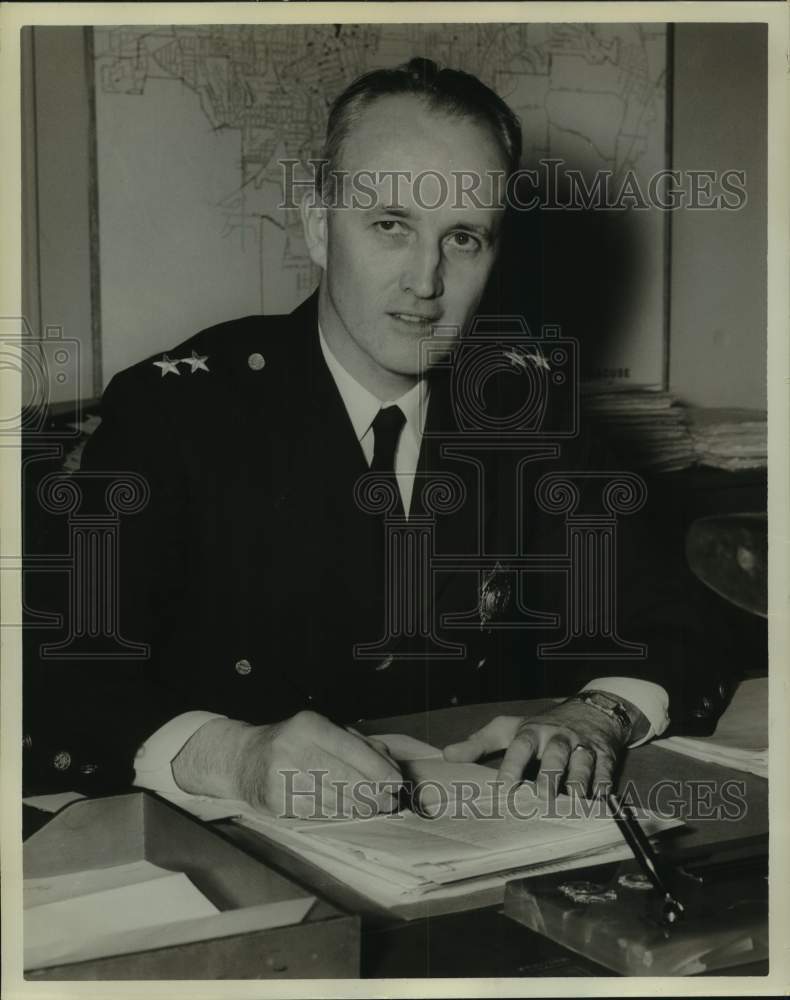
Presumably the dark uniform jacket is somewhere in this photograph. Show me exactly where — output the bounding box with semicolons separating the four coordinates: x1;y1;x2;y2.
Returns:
23;293;738;794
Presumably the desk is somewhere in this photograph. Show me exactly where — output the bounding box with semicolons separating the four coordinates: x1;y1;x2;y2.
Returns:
218;699;768;978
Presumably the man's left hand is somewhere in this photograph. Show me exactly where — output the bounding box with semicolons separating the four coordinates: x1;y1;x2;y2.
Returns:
443;700;630;798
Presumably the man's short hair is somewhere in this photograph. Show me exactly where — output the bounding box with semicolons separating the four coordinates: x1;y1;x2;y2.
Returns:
317;57;522;196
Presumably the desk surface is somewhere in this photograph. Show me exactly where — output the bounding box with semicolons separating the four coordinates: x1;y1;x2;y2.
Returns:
220;699;768;978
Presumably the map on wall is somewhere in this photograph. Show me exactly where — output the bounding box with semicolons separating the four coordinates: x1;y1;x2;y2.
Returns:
93;23;667;386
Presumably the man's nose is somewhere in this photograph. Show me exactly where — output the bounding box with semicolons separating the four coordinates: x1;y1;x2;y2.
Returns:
400;240;444;299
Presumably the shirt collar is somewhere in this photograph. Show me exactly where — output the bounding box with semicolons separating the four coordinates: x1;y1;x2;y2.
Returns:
318;324;429;444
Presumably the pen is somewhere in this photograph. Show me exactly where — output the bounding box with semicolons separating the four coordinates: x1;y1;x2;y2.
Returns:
607;791;685;926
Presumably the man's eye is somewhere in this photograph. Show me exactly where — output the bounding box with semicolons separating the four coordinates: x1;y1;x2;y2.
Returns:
446;231;482;252
374;220;407;235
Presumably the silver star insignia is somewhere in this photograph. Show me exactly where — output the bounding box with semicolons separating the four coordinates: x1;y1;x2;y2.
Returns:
526;348;551;371
153;354;181;377
503;346;551;373
504;347;528;372
180;350;209;373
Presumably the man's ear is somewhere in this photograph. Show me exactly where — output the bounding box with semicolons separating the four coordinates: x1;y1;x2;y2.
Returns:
300;193;328;271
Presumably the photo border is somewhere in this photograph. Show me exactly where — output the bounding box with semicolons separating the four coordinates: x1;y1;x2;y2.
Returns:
2;3;787;998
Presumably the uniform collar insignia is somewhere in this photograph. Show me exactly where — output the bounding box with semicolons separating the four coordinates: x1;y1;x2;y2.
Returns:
503;345;550;372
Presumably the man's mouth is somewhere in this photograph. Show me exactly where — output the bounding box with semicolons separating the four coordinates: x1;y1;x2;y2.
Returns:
390;312;440;325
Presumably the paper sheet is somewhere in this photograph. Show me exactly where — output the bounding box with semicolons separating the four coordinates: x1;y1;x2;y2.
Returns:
22;790;86;814
24;860;316;970
239;807;640;908
25;871;219;969
374;733;444;760
706;676;767;750
221;737;682;909
24;859;178;908
654;677;767;777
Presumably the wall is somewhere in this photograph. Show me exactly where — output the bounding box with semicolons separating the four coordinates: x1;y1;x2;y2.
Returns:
669;23;767;410
23;24;768;410
23;27;96;405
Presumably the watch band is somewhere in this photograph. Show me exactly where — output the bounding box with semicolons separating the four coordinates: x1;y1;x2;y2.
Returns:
569;690;634;741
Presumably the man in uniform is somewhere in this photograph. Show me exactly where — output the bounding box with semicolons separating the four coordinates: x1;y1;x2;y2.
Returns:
23;60;734;817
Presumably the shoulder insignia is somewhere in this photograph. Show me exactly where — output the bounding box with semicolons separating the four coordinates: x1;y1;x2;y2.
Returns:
153;351;210;376
180;350;210;373
153;354;181;377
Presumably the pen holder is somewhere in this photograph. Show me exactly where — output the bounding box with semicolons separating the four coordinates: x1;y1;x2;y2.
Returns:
503;844;768;976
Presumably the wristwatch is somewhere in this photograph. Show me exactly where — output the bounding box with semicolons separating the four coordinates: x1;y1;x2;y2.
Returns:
568;690;634;742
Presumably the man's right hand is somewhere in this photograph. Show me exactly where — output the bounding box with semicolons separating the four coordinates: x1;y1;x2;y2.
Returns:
171;712;403;819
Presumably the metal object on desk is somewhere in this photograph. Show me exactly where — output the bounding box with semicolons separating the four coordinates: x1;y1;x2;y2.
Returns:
686;512;767;617
503;502;771;976
503;836;768;976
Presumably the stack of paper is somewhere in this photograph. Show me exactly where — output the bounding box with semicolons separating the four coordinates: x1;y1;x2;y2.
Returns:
581;385;697;472
236;800;672;910
654;677;767;778
686;408;767;472
160;734;682;912
581;390;767;475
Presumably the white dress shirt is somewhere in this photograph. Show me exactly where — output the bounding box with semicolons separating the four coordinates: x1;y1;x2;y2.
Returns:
317;325;429;516
133;328;669;795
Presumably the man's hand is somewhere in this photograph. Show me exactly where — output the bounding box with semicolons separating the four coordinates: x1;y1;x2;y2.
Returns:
443;699;639;798
172;711;403;818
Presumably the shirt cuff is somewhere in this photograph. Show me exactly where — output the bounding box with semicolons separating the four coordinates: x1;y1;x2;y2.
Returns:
580;677;670;747
133;711;227;796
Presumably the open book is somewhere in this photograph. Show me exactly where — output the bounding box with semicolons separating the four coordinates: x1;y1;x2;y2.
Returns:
161;733;682;912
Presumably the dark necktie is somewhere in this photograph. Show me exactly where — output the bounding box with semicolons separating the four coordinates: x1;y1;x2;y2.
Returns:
371;405;406;518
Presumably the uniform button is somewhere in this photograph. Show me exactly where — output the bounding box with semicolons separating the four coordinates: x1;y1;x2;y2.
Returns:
692;695;713;718
22;734;32;749
449;695;459;706
80;763;98;776
52;751;72;771
247;352;266;371
235;658;252;676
